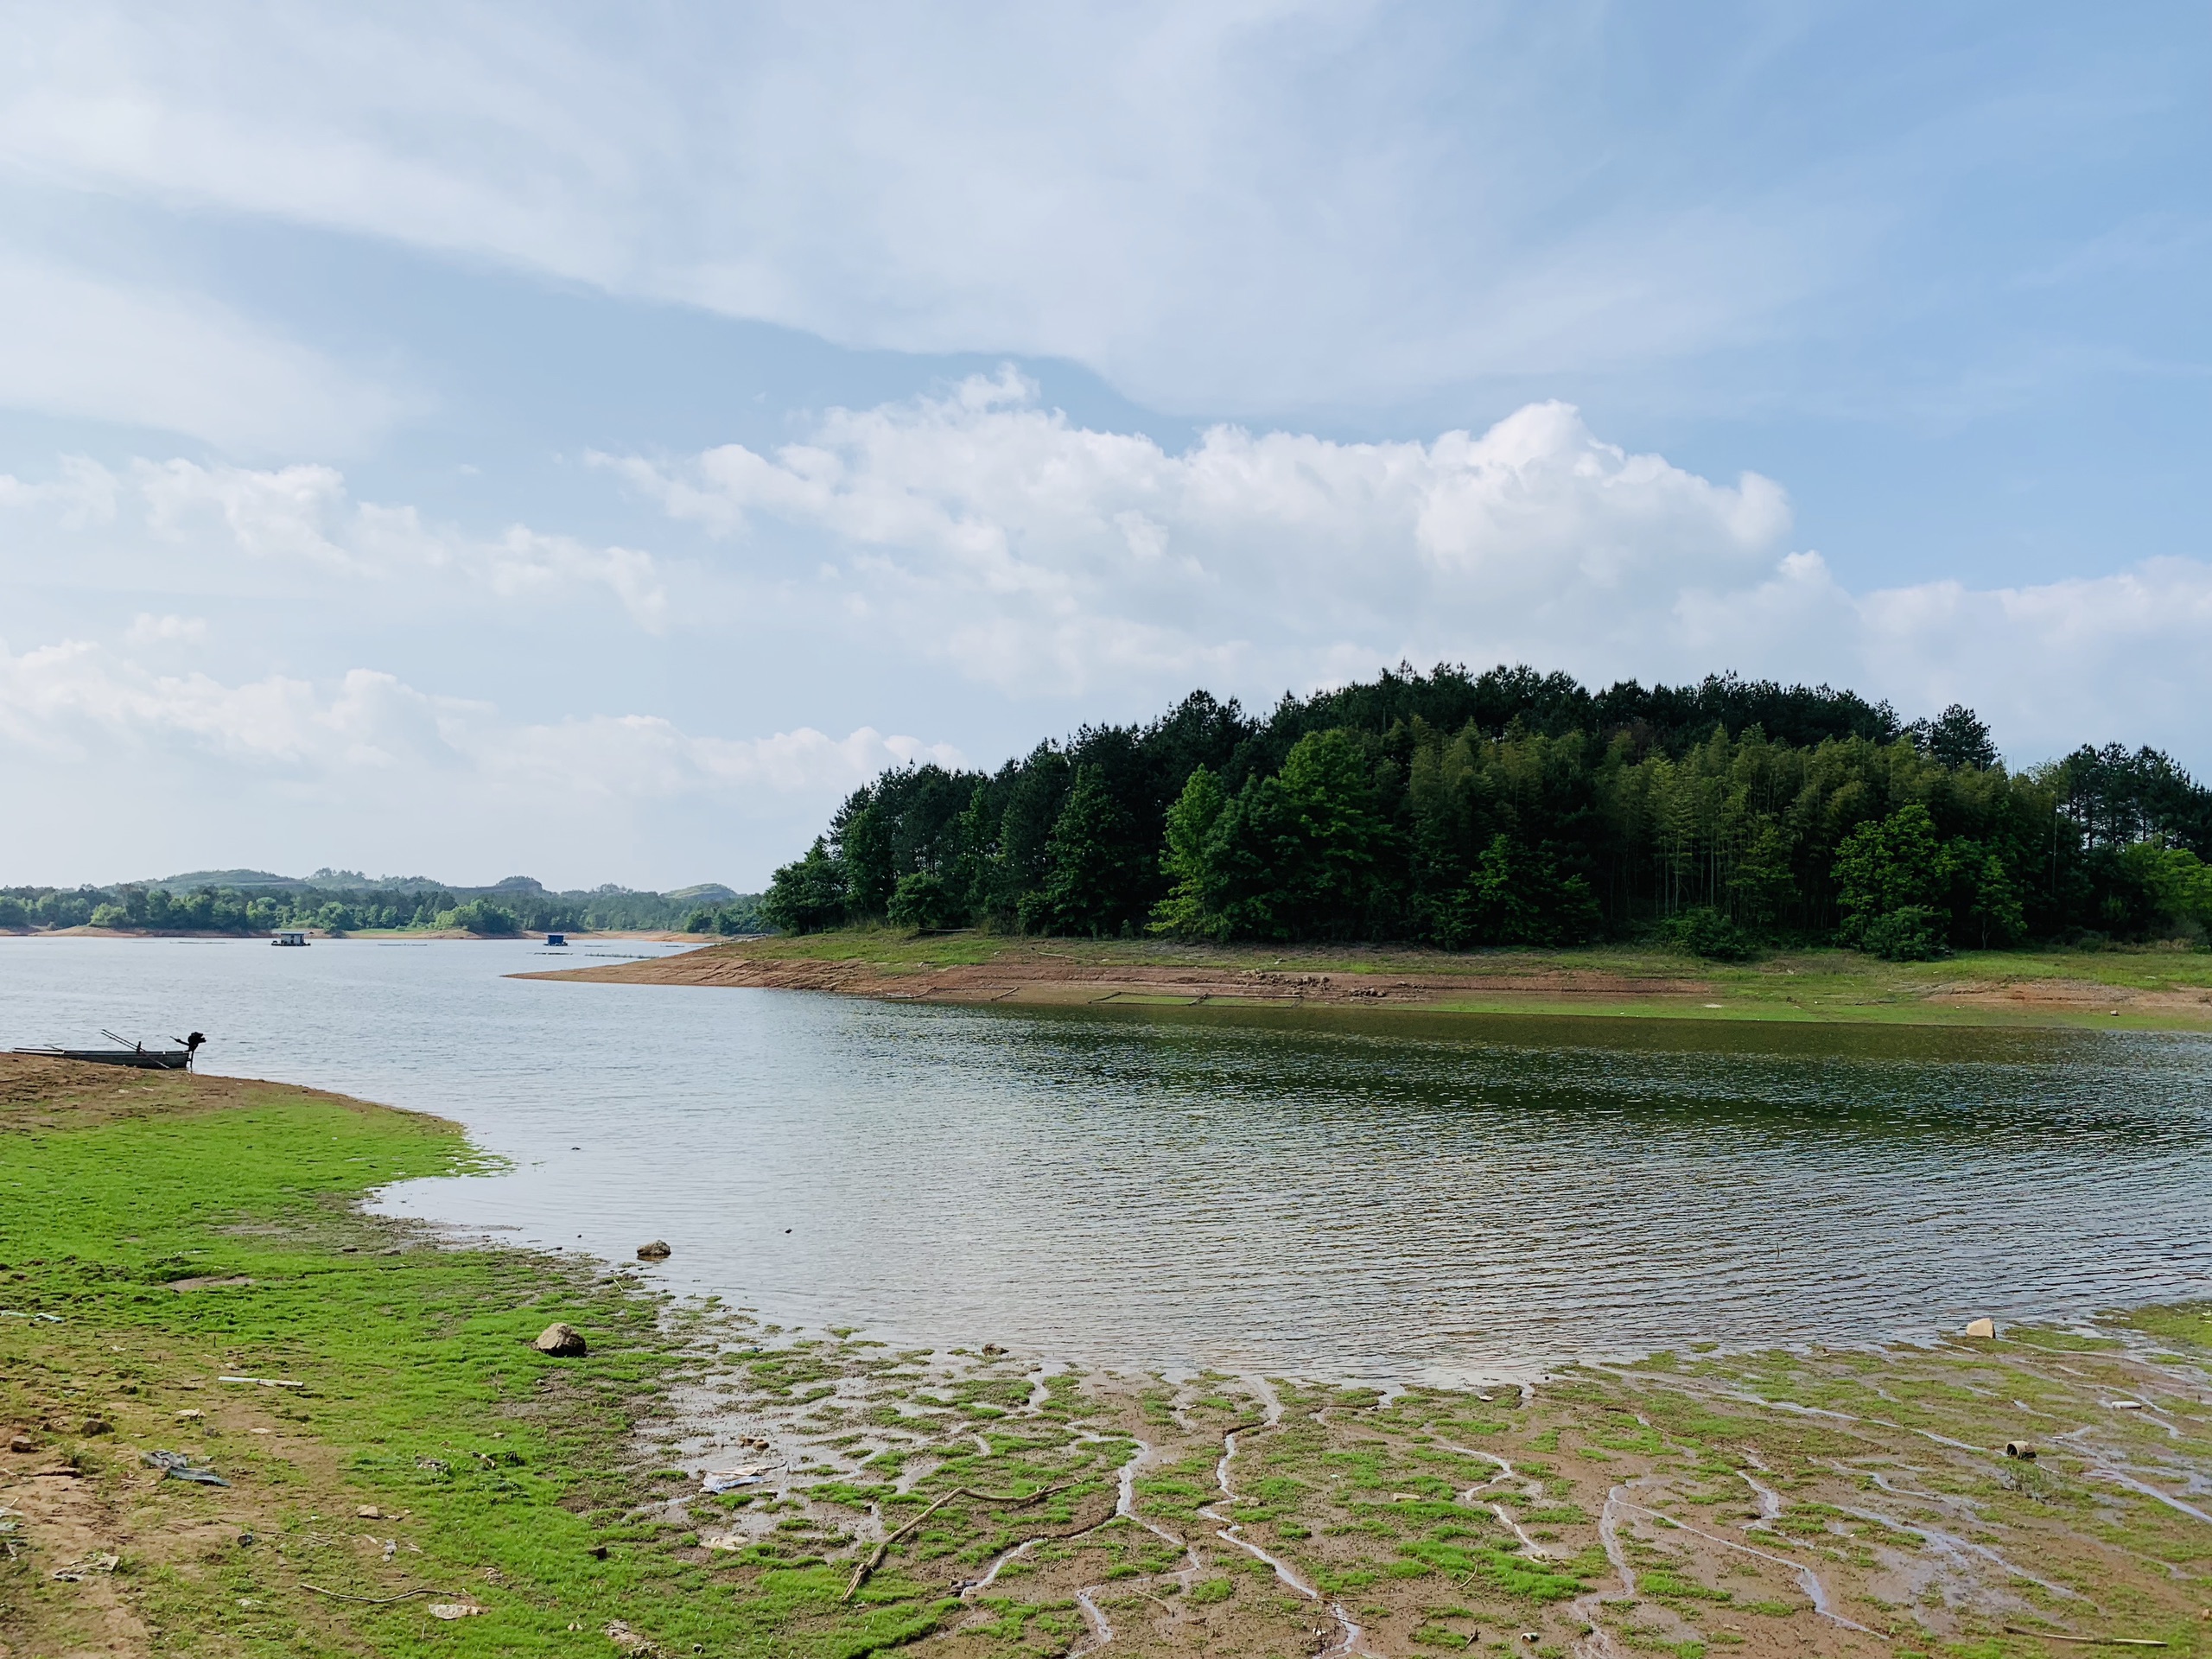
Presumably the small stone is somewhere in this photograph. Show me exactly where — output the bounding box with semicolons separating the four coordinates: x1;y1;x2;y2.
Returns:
8;1434;34;1452
80;1417;113;1436
357;1505;382;1519
175;1408;203;1421
534;1322;588;1357
428;1603;482;1620
636;1241;672;1262
1964;1317;1998;1339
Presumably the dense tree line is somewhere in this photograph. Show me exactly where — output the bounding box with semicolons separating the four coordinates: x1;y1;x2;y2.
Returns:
0;877;761;938
762;664;2212;959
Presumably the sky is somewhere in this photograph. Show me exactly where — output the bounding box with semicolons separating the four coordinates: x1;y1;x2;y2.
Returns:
3;0;2209;891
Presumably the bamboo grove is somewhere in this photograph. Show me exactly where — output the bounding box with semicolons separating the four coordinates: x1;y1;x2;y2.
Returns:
763;665;2212;958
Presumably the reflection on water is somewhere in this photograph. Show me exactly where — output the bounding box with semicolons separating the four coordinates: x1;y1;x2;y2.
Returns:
3;938;2208;1381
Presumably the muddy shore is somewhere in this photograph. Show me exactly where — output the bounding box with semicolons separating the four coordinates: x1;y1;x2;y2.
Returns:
8;1057;2210;1659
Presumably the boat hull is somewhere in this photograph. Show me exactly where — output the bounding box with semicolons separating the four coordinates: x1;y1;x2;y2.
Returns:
12;1047;194;1071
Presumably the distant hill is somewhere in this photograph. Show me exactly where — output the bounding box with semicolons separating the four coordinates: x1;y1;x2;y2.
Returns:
10;869;764;936
666;883;741;904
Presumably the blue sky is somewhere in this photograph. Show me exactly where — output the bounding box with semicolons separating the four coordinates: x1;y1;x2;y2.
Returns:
3;1;2209;889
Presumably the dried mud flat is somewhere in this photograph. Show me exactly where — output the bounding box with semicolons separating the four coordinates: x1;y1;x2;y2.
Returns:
631;1306;2212;1659
522;942;1719;1012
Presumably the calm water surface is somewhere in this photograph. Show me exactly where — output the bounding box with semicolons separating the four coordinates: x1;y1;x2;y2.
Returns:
4;937;2209;1382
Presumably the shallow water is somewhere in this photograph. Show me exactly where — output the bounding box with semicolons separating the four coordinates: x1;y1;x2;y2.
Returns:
4;936;2209;1382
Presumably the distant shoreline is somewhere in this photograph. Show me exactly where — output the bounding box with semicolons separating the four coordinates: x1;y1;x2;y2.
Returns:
0;925;697;942
519;927;2212;1031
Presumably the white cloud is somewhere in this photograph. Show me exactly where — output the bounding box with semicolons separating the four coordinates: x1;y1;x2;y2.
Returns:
3;456;671;628
0;3;1869;414
615;377;2212;765
0;634;953;790
124;612;207;645
0;254;401;453
609;373;1792;694
0;633;962;884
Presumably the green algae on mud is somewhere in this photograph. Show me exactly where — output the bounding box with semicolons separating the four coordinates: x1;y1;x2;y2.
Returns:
7;1054;2212;1659
0;1057;956;1659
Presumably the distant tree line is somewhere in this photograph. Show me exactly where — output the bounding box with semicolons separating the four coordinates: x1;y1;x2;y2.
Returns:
0;877;763;938
760;664;2212;960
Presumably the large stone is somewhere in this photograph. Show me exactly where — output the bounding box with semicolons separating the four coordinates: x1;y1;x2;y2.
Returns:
534;1321;588;1357
1963;1316;1998;1339
635;1240;672;1262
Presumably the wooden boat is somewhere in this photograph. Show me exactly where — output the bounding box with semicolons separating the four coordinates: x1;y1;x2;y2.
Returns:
12;1031;205;1071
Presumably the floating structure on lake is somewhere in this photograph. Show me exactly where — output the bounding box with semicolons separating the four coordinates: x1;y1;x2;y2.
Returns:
271;931;308;947
545;931;568;947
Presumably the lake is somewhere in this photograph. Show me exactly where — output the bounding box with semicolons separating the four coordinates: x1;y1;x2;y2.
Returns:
4;936;2208;1382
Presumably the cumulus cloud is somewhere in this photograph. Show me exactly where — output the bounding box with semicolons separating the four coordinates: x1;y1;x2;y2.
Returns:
614;376;2212;764
3;456;671;628
607;372;1795;694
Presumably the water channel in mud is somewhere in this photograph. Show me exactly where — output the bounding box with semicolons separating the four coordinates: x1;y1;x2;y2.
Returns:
4;936;2209;1382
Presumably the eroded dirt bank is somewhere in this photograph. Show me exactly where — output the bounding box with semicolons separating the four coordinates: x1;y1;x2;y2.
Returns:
521;934;2212;1025
522;939;1721;1012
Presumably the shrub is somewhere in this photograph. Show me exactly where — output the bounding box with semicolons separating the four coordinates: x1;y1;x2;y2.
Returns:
1658;906;1754;961
887;872;959;931
1859;905;1948;961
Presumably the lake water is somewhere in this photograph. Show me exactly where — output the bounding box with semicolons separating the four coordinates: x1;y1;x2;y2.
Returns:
4;936;2209;1382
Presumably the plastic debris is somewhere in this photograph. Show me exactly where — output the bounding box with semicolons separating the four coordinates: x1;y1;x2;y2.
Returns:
2005;1441;2037;1459
1964;1317;1998;1339
0;1310;63;1323
52;1553;120;1582
218;1375;302;1389
701;1464;771;1494
143;1449;232;1486
702;1531;747;1551
428;1604;483;1620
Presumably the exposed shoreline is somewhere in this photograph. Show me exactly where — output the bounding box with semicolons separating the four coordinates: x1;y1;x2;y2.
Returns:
522;929;2212;1029
5;1055;2210;1658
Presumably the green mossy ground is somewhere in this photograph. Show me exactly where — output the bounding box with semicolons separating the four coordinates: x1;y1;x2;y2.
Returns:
0;1060;947;1658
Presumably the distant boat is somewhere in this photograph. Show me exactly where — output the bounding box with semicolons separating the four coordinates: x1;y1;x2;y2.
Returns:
13;1030;206;1071
272;931;308;947
544;932;568;947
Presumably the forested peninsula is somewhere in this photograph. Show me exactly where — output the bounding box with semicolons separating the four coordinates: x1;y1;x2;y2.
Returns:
763;664;2212;960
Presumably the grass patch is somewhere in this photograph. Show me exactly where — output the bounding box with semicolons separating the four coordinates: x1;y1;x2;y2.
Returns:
0;1057;950;1658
